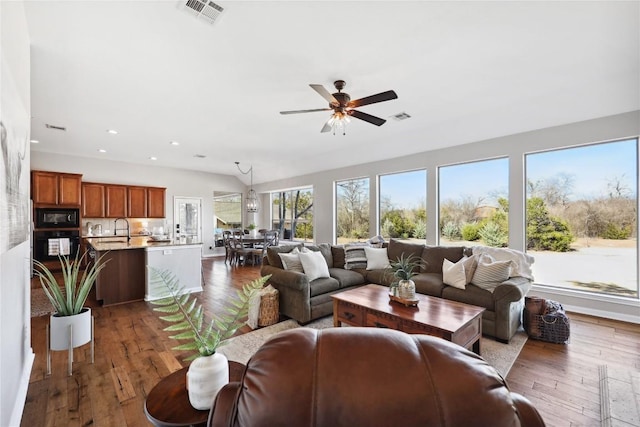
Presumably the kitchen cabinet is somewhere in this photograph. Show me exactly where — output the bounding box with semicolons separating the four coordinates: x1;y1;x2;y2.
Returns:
147;187;166;218
82;183;106;217
32;171;82;206
105;185;127;218
127;186;148;218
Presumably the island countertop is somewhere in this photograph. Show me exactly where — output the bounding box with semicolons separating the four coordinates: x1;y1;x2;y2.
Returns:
86;236;202;252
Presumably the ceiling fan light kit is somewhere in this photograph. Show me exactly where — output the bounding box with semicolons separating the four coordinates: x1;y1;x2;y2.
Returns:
280;80;398;135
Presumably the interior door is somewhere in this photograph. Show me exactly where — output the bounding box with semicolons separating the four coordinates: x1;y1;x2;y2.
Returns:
174;197;202;243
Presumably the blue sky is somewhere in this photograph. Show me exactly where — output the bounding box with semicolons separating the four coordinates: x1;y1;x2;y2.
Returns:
378;138;637;209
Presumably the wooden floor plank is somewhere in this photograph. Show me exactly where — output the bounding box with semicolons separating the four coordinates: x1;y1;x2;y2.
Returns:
22;257;640;426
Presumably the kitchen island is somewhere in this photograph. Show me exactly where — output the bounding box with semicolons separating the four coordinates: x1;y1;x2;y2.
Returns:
87;237;202;306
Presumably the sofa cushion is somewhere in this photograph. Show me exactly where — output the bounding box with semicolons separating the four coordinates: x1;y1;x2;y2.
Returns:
329;268;366;288
317;243;334;268
332;245;346;269
363;269;393;286
344;243;370;270
442;283;494;311
421;246;464;273
299;251;330;281
267;245;302;269
387;239;424;264
309;277;340;297
412;273;446;297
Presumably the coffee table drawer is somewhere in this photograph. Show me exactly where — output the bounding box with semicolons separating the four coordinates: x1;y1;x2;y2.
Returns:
335;301;364;326
365;313;400;330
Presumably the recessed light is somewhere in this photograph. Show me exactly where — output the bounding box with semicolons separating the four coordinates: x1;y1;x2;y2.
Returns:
149;156;158;161
30;139;39;144
194;154;206;159
170;141;180;146
106;129;118;135
98;149;107;153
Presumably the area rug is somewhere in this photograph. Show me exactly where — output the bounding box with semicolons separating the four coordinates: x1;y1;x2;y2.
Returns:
31;287;54;317
599;365;640;427
218;317;528;377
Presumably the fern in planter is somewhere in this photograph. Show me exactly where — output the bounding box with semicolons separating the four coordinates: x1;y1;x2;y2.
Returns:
149;268;269;361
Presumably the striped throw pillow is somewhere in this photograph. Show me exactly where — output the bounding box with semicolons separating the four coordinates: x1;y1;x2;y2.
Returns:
344;243;369;270
471;253;513;289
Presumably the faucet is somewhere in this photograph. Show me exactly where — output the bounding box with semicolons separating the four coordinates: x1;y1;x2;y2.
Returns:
114;217;130;241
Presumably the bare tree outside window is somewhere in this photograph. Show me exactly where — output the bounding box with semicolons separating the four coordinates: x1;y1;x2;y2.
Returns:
336;178;369;243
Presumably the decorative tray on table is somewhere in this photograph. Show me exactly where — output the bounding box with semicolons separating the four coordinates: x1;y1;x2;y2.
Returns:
388;293;420;307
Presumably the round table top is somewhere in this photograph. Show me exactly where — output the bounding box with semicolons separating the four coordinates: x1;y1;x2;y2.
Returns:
144;360;245;427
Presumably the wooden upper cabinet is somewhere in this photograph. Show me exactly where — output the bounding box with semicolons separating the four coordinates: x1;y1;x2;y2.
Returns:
82;183;106;217
32;171;82;206
147;187;166;218
127;186;148;218
105;185;127;218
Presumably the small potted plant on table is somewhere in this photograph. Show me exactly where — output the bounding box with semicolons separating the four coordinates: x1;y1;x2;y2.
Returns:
387;253;424;307
149;268;269;409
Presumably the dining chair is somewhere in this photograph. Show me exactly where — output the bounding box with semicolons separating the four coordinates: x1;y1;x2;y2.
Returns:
222;230;233;264
250;230;279;265
231;231;252;265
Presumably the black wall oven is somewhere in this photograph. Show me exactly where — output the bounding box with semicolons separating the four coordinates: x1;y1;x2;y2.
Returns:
34;230;80;262
35;208;80;229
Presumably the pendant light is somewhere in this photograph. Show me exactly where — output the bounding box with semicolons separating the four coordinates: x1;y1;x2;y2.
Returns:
235;162;259;213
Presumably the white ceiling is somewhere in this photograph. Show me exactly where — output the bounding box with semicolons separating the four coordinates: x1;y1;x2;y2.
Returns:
23;1;640;185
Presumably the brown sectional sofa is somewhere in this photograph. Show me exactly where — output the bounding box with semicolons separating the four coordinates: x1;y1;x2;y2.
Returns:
260;239;532;342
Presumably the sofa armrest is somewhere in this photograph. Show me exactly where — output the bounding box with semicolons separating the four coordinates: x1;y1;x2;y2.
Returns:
493;276;532;303
260;265;310;292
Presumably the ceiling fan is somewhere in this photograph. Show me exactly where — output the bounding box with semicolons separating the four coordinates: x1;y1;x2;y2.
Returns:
280;80;398;135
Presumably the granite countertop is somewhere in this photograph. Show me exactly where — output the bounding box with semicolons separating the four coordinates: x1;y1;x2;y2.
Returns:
87;236;202;251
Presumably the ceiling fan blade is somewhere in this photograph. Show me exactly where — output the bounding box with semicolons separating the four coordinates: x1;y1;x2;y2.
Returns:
348;90;398;108
348;109;387;126
310;84;339;106
280;108;333;115
320;119;332;133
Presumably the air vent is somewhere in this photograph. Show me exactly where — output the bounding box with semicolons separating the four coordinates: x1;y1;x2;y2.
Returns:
194;154;207;159
183;0;224;25
390;112;411;121
45;124;67;131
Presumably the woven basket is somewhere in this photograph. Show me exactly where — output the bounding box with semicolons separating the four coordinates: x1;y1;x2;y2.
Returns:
258;290;279;327
523;307;570;344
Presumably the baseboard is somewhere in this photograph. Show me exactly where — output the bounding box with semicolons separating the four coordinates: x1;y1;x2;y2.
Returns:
9;349;34;427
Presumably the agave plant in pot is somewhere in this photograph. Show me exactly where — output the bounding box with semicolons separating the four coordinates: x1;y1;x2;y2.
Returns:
33;250;109;375
149;267;269;410
387;253;425;303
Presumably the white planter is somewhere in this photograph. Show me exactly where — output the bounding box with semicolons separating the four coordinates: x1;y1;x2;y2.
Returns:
249;229;258;238
49;307;92;350
398;279;416;300
186;352;229;410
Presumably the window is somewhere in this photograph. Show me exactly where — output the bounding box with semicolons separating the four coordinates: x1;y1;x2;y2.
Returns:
438;158;509;247
213;192;242;247
336;177;370;244
271;188;313;242
525;139;638;298
379;169;427;242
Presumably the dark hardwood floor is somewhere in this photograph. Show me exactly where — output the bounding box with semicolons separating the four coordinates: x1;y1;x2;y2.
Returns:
22;257;640;426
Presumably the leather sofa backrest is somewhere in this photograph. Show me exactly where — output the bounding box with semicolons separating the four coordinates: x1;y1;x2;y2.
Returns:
209;328;545;427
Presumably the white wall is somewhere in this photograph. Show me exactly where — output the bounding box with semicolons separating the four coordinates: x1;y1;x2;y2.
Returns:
0;1;35;425
253;111;640;323
30;152;247;257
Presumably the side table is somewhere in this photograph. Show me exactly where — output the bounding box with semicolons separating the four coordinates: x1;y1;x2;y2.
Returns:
144;360;245;427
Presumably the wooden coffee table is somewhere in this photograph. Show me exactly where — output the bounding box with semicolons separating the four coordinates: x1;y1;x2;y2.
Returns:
331;284;486;355
144;360;245;427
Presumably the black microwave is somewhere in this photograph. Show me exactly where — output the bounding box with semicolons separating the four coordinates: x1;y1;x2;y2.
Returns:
35;208;80;228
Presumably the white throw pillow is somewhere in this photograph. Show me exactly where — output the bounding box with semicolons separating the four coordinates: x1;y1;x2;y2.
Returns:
442;258;467;289
299;250;330;281
279;248;303;273
364;247;390;270
472;253;513;288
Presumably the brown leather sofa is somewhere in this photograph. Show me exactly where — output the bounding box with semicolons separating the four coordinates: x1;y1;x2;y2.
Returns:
208;328;545;427
261;239;532;342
